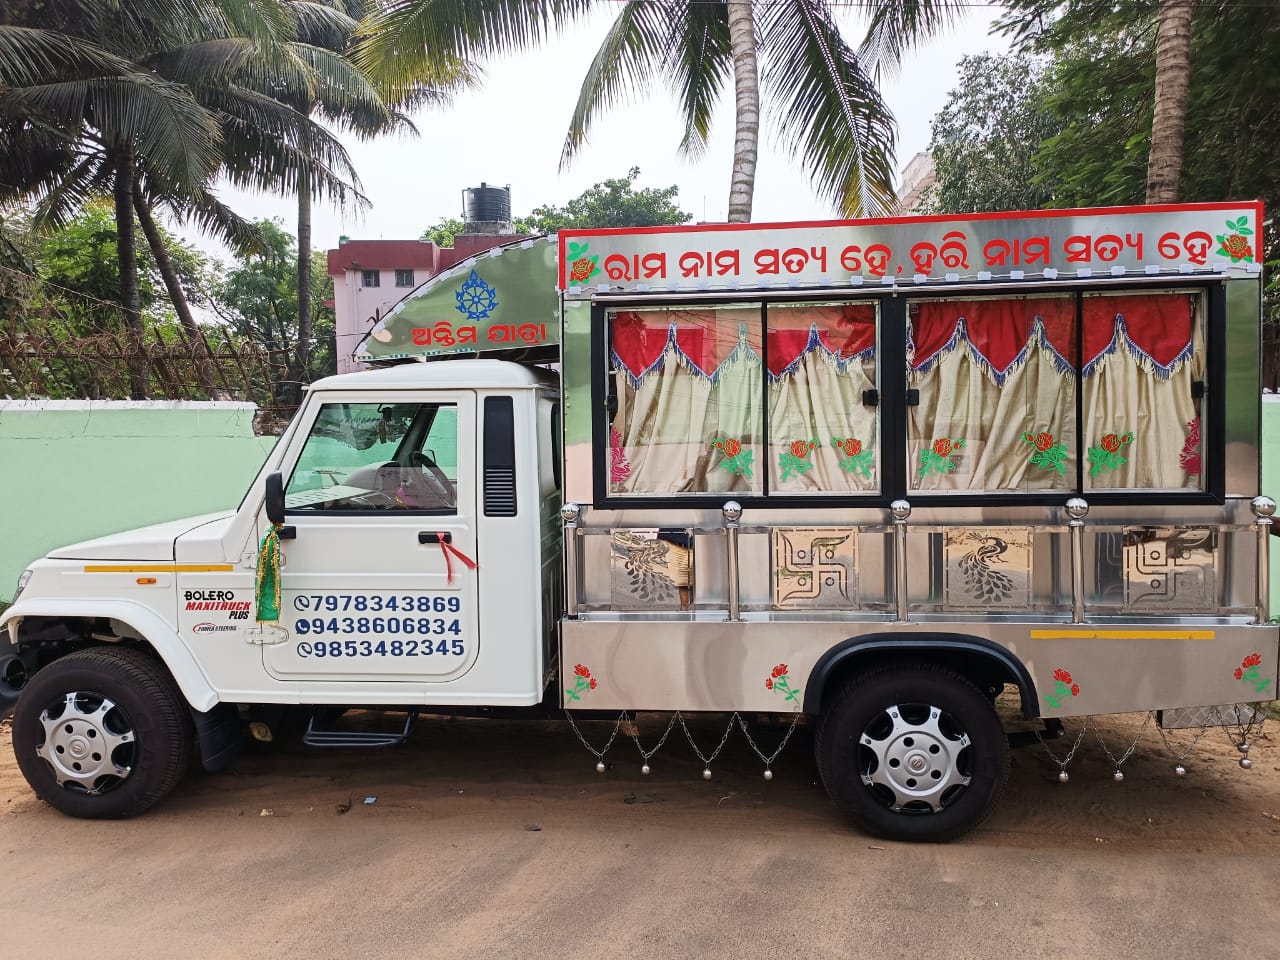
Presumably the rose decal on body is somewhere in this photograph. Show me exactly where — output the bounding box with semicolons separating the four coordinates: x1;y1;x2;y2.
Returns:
765;663;800;702
1234;653;1271;694
1023;430;1068;474
1043;667;1081;710
565;663;598;701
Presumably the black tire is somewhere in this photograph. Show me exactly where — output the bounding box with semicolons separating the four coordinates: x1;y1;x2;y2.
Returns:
12;647;193;819
815;662;1009;843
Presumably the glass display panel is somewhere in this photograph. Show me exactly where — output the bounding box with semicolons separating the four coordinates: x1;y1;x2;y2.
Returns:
907;294;1077;492
608;305;762;496
766;302;879;494
1081;290;1204;491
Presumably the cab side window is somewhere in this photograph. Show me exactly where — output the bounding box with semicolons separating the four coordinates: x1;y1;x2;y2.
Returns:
286;402;458;513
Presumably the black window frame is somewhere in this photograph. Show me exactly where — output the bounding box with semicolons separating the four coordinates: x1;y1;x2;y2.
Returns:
590;278;1225;510
361;269;380;288
394;268;415;288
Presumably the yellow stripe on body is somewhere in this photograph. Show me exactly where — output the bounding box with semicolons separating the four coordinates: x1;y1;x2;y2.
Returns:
1030;628;1215;640
82;564;235;573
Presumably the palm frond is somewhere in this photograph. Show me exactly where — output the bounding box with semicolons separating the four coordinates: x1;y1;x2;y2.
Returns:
760;0;897;217
1;74;222;193
354;0;589;96
0;26;140;87
857;0;967;82
28;152;112;231
290;43;391;126
288;1;361;49
560;0;671;168
664;0;732;160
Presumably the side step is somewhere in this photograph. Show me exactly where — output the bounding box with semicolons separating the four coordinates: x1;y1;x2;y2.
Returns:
303;710;416;748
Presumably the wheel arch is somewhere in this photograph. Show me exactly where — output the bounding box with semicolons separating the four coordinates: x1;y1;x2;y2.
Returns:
803;633;1040;720
2;598;218;714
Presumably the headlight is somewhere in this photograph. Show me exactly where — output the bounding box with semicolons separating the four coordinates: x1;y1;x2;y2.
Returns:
13;569;31;602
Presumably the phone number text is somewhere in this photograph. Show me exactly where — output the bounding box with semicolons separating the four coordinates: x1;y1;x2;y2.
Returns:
296;638;465;658
292;593;461;613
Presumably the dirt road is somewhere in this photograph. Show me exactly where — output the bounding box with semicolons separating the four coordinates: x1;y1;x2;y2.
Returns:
2;710;1278;960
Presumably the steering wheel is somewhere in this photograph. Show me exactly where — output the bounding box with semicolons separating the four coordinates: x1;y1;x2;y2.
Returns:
409;451;456;508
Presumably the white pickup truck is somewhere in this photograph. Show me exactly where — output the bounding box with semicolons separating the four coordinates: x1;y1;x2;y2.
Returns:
3;204;1276;842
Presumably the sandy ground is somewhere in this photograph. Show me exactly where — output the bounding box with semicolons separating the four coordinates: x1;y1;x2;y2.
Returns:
2;708;1279;960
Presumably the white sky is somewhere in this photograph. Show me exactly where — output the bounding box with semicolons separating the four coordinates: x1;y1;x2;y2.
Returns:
181;4;1010;261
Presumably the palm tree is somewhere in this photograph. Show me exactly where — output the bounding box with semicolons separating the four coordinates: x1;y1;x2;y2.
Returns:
1;1;379;396
1146;0;1193;203
356;1;966;221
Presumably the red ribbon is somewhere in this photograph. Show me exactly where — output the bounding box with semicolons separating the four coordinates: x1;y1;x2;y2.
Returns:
438;533;478;583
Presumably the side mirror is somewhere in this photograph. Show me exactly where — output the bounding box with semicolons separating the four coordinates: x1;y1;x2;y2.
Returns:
264;471;286;525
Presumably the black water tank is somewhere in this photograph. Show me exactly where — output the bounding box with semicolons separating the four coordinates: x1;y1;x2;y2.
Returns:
463;183;511;223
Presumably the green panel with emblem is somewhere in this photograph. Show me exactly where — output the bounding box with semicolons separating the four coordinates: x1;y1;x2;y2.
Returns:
355;237;561;362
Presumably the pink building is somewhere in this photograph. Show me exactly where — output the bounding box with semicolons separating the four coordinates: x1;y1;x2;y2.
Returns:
328;184;523;372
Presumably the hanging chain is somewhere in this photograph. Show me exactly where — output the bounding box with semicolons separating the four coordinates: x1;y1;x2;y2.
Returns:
629;713;681;770
1093;711;1153;779
1036;718;1089;781
564;711;626;769
737;714;801;767
1155;714;1213;767
678;712;739;777
1212;703;1268;767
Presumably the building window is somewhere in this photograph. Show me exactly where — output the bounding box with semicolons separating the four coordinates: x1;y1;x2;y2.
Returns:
395;269;415;288
361;269;380;288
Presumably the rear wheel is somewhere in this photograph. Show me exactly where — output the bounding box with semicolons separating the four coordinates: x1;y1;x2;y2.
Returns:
12;647;192;818
816;663;1009;842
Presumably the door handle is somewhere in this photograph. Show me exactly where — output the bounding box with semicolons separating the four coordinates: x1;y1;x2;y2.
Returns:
418;531;452;544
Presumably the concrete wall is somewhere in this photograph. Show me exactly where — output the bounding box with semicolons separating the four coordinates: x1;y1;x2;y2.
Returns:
0;400;277;603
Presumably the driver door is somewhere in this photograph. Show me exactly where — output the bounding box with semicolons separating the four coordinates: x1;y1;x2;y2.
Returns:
261;391;479;686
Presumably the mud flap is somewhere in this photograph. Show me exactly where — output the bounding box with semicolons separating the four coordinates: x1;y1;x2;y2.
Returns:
191;702;243;772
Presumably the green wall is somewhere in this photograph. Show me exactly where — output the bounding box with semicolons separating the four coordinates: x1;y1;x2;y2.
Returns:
0;401;277;602
3;398;1280;610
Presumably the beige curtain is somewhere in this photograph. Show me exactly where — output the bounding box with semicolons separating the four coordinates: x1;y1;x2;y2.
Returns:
769;353;878;492
1083;295;1204;490
611;346;762;495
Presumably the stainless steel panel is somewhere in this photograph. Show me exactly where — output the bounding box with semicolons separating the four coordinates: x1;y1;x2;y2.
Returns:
1159;702;1266;729
942;528;1033;609
772;527;859;609
609;530;692;610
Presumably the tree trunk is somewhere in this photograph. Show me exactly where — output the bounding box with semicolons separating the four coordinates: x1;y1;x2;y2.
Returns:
113;150;148;399
1146;0;1194;203
295;164;313;405
133;190;219;395
726;0;760;223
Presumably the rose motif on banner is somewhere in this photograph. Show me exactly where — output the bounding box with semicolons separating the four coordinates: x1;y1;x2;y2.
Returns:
710;436;754;478
1215;218;1254;263
1087;431;1133;477
1022;430;1068;474
919;437;966;478
565;241;601;285
778;439;819;481
831;436;874;478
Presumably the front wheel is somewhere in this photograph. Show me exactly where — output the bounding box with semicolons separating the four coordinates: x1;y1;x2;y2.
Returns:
816;662;1009;842
12;647;192;818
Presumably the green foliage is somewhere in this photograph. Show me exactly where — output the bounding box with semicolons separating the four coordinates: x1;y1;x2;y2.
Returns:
420;217;465;247
925;54;1062;214
521;168;691;232
420;169;691;243
217;218;336;384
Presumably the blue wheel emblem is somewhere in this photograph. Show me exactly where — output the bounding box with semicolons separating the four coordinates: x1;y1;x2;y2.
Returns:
455;270;498;320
